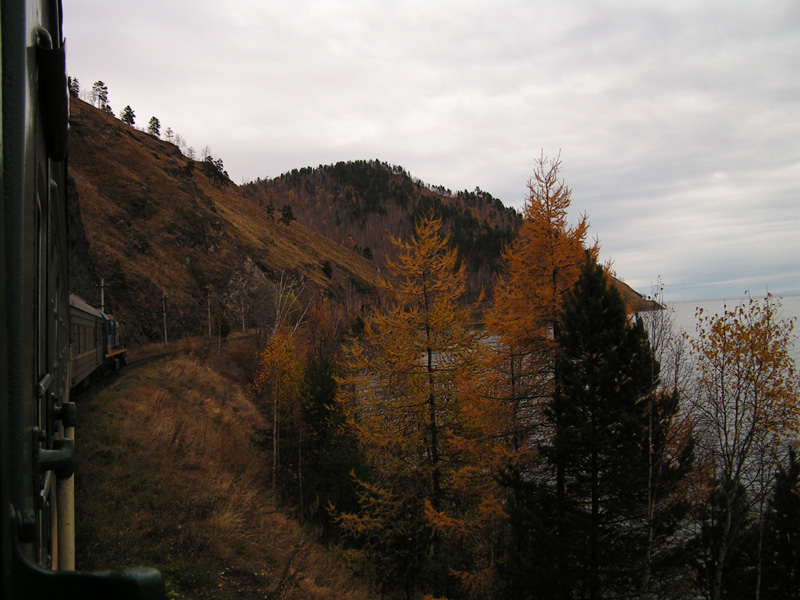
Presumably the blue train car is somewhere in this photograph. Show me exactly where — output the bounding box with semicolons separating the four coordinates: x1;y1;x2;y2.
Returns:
69;295;126;389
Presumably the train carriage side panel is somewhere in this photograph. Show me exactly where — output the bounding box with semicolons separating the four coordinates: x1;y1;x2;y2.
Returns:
2;0;70;577
2;1;164;596
68;294;103;387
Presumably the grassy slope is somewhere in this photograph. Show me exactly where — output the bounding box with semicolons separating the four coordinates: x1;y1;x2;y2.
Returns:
74;338;375;600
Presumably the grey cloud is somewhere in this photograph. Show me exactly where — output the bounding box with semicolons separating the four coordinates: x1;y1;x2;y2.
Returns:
64;0;800;301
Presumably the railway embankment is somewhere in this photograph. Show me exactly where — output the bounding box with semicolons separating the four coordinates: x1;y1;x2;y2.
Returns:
74;336;376;600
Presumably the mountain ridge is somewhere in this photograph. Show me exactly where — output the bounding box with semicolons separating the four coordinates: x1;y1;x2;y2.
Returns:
243;160;657;312
242;160;521;302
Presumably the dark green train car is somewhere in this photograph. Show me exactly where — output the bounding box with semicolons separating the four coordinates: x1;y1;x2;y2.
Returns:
2;1;163;597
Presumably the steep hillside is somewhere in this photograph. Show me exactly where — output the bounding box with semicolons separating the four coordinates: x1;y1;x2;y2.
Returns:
242;161;522;301
68;99;383;344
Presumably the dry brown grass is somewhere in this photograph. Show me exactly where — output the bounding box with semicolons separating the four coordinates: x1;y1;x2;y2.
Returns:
74;341;376;600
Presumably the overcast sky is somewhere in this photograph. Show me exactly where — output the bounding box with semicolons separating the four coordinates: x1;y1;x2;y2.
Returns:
63;0;800;302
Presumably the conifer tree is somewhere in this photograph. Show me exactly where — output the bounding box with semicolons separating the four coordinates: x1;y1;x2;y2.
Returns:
147;116;161;137
761;447;800;600
91;80;108;109
336;212;485;598
544;253;688;600
279;204;296;226
485;154;596;598
120;105;135;126
297;347;366;535
484;153;595;463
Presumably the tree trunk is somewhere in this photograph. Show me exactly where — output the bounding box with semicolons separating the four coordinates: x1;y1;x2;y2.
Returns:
556;429;569;600
754;510;764;600
510;350;518;453
712;490;735;600
422;275;440;511
590;434;599;600
272;394;278;491
426;341;440;510
640;397;655;600
298;428;303;521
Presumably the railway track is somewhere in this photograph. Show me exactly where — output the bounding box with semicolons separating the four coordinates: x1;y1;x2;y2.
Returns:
70;351;171;401
124;351;171;372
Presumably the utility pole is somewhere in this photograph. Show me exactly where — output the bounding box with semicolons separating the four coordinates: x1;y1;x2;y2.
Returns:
161;291;168;348
99;277;106;312
207;291;212;339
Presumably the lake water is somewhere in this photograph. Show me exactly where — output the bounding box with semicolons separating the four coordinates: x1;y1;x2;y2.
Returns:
664;293;800;367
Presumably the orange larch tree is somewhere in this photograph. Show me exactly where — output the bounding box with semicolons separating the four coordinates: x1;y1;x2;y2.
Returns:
480;154;597;600
250;329;305;491
335;212;488;598
484;152;596;458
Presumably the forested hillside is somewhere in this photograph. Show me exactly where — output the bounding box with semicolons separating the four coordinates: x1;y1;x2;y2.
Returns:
242;160;521;301
244;156;800;600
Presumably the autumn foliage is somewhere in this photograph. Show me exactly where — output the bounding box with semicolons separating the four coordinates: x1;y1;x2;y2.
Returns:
242;161;798;600
483;154;597;463
251;329;305;491
334;213;488;597
688;295;799;600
